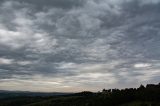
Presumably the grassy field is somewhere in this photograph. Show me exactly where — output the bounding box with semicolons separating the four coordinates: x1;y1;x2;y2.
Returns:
120;101;160;106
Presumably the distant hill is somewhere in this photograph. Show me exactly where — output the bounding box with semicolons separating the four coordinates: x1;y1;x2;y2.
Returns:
0;90;72;99
0;83;159;106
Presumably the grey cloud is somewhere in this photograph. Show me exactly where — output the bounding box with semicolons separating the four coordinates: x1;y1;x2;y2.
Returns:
18;0;85;10
0;0;160;91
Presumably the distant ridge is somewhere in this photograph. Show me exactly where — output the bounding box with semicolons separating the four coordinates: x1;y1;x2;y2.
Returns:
0;90;72;99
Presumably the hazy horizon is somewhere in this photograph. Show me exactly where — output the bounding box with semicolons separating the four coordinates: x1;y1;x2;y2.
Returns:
0;0;160;92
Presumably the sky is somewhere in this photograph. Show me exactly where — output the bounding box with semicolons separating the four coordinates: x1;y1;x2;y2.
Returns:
0;0;160;92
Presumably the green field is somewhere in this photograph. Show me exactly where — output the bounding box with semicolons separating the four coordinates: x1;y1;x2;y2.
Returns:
120;101;160;106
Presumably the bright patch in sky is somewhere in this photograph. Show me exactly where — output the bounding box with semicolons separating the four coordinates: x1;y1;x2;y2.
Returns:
134;63;151;68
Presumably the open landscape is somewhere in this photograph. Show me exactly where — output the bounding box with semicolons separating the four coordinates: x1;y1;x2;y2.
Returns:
0;0;160;106
0;83;160;106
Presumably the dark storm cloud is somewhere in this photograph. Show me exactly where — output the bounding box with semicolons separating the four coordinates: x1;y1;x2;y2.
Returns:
18;0;85;9
0;0;160;91
0;0;85;9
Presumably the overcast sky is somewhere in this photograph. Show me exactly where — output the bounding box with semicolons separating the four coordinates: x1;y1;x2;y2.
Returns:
0;0;160;92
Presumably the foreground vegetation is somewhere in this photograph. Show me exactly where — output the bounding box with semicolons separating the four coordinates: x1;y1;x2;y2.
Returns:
0;83;159;106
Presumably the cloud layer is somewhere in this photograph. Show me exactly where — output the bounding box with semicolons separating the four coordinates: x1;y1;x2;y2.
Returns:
0;0;160;92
